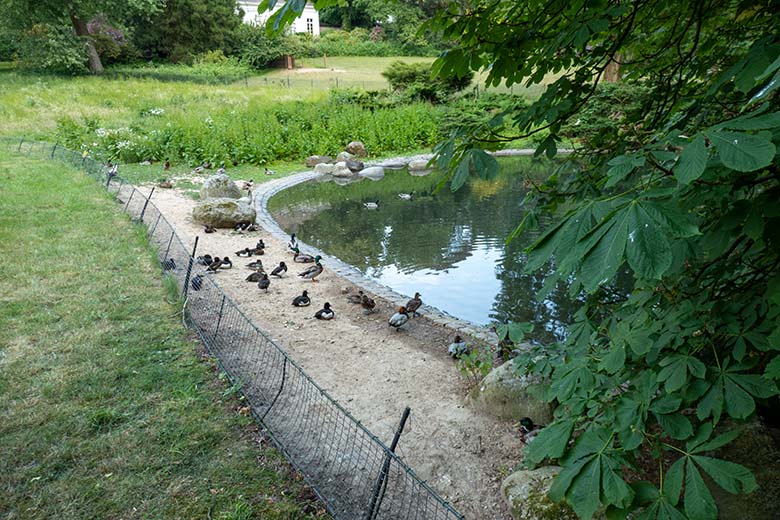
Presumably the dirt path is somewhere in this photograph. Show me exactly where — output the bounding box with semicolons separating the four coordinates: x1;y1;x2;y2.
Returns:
141;184;523;519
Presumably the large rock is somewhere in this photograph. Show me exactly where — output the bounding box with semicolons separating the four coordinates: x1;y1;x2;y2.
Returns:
192;197;256;228
336;151;356;162
306;155;333;167
199;174;242;199
408;158;432;171
331;167;355;178
346;159;365;173
502;467;579;520
315;163;336;174
345;141;367;157
358;166;385;181
472;360;553;424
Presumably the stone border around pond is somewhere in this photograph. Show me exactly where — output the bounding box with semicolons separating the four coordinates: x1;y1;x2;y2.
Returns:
253;149;573;345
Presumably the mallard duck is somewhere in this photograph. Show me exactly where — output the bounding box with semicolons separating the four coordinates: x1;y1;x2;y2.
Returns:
161;258;176;271
220;256;232;269
197;254;213;266
164;158;170;171
288;233;298;251
246;259;264;270
292;290;311;307
448;335;469;358
236;248;254;257
241;179;254;190
361;294;376;314
293;247;315;263
265;167;276;176
347;290;364;304
270;261;287;277
406;292;422;317
389;307;410;330
258;273;270;292
206;257;223;272
519;417;543;444
246;269;265;282
190;274;203;291
158;180;173;189
299;257;323;282
314;302;334;320
398;191;414;201
363;200;380;209
204;225;217;234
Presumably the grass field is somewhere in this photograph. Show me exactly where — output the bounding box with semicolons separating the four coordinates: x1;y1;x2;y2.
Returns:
0;149;325;519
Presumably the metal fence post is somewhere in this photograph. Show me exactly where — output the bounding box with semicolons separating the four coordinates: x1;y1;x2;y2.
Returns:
212;295;227;344
137;187;155;223
183;236;199;299
163;228;175;261
261;357;288;421
17;137;24;152
50;143;58;158
364;407;411;520
148;212;162;239
123;187;135;212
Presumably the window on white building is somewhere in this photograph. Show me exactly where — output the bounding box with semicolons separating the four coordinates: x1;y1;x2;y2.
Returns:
306;18;314;35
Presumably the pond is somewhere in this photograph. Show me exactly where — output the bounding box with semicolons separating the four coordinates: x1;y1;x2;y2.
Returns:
268;157;620;344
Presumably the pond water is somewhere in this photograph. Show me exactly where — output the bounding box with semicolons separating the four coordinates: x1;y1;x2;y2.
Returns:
268;157;610;344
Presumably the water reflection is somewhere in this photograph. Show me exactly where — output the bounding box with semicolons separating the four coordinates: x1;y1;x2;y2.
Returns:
268;158;599;344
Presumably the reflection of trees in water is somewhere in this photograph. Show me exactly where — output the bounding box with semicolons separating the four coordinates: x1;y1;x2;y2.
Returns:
269;157;634;334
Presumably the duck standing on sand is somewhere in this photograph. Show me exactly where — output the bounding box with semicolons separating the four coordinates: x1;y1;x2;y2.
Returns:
347;290;364;304
288;233;298;251
292;247;315;263
388;307;410;330
258;273;270;292
270;261;287;277
314;302;334;320
292;290;311;307
406;292;423;317
361;294;376;314
448;335;468;358
299;256;323;282
245;269;264;282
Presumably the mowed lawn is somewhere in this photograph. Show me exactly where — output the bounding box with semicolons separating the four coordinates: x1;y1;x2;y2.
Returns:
0;150;324;519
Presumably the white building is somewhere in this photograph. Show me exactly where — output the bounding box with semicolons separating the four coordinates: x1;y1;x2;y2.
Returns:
238;1;320;36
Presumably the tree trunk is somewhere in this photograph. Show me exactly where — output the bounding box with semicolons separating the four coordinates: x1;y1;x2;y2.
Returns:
604;54;622;83
69;12;103;74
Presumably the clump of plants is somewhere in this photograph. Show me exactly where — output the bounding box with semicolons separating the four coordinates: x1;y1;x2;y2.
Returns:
382;60;473;104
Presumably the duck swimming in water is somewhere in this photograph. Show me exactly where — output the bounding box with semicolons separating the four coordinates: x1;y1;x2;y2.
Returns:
292;290;311;307
363;200;380;209
314;302;334;320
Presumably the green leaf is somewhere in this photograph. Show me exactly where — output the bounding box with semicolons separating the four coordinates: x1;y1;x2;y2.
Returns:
684;462;717;520
602;455;635;508
654;412;693;440
704;131;776;172
658;355;706;392
525;419;575;465
727;372;778;398
692;455;757;494
674;135;708;184
568;457;603;519
723;377;755;419
719;111;780;131
580;208;630;291
663;457;686;506
626;204;673;280
470;148;499;180
697;379;724;423
496;322;534;343
599;344;626;374
765;356;780;380
692;428;741;454
450;154;471;191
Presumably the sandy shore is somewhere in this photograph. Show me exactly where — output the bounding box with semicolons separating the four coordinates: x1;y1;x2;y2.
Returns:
139;182;523;519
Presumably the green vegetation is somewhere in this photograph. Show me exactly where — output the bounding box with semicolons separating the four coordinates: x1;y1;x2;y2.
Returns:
0;149;323;519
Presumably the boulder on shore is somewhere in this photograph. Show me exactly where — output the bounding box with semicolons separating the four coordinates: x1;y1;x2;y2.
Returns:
336;151;356;162
200;174;242;199
192;197;256;228
358;166;384;181
502;466;579;520
314;163;336;174
408;158;432;171
345;141;367;157
346;159;365;173
472;360;553;424
305;155;333;167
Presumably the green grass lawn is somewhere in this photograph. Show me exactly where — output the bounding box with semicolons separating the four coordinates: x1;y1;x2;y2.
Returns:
0;149;325;519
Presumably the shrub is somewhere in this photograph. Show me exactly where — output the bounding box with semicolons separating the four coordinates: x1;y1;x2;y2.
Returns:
382;60;474;103
17;24;87;74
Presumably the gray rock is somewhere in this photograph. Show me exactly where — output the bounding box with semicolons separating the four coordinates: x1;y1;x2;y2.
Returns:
200;174;241;199
409;169;433;177
472;360;553;423
305;155;333;167
408;158;432;171
381;161;407;170
336;151;355;162
346;159;365;173
331;167;355;178
358;166;385;181
314;163;336;174
502;467;579;520
345;141;367;157
192;197;256;228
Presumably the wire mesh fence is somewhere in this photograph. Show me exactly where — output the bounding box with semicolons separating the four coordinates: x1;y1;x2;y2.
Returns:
5;137;466;520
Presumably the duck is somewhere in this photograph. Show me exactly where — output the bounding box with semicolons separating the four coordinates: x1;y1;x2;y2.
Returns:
255;239;266;250
292;247;315;263
220;256;232;269
347;290;364;304
236;247;254;257
288;233;298;251
265;167;276;176
161;258;176;271
245;269;265;282
158;180;173;189
190;274;203;291
448;335;469;358
388;306;410;330
270;261;288;277
363;200;380;209
406;292;423;317
206;257;223;272
241;179;254;191
164;158;170;171
292;290;311;307
197;254;213;266
314;302;335;320
398;191;414;201
258;273;270;292
246;259;264;270
244;223;259;232
204;225;217;234
216;164;226;175
519;417;543;444
299;257;324;282
361;294;376;314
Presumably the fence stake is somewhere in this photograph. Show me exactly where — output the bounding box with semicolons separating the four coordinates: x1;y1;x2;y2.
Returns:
163;229;175;262
149;212;162;239
123;187;136;212
364;407;411;520
183;236;199;299
50;143;58;158
137;187;155;223
212;295;227;344
261;357;288;421
17;137;24;152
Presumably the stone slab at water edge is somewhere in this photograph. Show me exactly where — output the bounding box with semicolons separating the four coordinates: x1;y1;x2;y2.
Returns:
200;174;242;199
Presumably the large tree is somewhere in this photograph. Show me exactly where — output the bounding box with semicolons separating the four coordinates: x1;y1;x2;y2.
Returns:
269;0;780;518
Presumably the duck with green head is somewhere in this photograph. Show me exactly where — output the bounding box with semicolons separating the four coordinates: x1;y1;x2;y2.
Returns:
299;256;323;282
